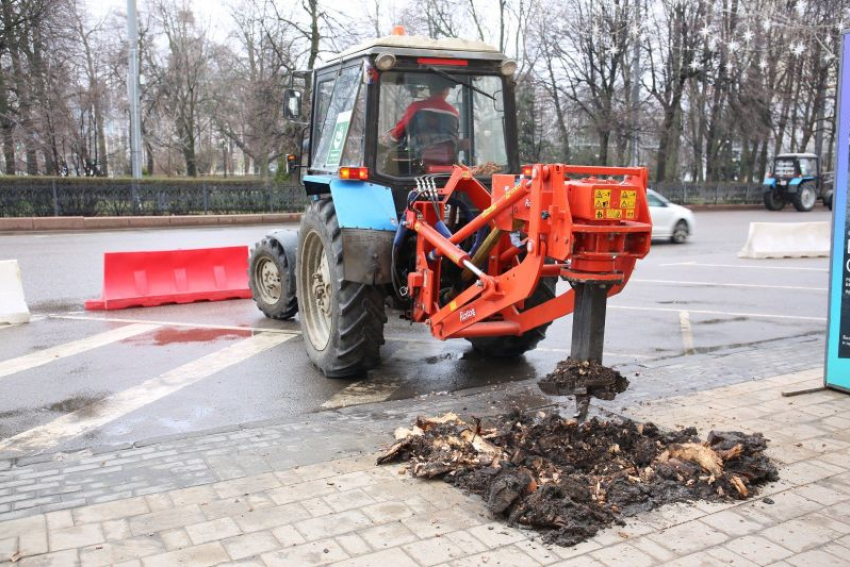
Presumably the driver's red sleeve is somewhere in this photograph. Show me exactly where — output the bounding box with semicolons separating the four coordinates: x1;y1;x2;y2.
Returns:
389;102;421;141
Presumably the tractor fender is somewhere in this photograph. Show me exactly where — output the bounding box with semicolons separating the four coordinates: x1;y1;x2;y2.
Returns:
762;179;777;191
785;177;816;193
302;174;397;285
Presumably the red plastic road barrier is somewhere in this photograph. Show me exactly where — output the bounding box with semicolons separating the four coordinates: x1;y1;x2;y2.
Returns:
85;246;252;310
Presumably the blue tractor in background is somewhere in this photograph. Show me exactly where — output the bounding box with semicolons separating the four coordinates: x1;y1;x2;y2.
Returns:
763;152;832;212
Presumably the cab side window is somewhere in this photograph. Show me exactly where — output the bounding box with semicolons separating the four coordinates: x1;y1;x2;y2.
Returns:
312;65;363;171
311;79;335;166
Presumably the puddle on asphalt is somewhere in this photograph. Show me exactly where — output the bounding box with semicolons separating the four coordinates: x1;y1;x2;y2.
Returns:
423;352;463;364
697;316;749;325
45;394;107;415
123;327;254;346
0;408;25;419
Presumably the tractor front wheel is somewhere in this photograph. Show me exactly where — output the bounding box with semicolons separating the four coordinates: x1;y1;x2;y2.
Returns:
791;182;817;212
763;189;786;211
297;199;387;378
466;277;557;358
249;237;298;320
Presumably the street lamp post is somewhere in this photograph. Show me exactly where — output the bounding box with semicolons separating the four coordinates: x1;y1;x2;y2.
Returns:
127;0;143;211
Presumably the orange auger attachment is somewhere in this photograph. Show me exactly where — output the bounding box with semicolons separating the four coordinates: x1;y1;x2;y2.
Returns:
403;164;652;417
404;164;651;339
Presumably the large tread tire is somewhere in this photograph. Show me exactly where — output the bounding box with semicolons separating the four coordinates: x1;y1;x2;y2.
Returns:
248;237;298;320
824;191;834;211
791;182;817;212
466;277;557;357
763;189;786;211
297;199;387;378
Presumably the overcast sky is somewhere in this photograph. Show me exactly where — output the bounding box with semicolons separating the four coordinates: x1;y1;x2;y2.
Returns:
86;0;408;43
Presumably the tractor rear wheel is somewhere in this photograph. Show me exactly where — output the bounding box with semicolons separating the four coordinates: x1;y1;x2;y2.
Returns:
249;237;298;320
791;182;817;212
466;277;557;357
297;199;387;378
763;189;786;211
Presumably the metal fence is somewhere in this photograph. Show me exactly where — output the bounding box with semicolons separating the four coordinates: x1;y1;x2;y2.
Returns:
0;178;309;217
0;176;768;217
653;182;764;205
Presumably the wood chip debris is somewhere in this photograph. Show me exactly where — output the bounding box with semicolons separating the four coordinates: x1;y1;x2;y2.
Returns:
378;410;778;546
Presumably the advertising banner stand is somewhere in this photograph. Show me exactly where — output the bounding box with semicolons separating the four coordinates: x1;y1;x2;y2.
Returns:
825;30;850;392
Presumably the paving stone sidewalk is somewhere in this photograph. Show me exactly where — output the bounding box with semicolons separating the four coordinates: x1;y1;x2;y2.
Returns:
2;365;850;567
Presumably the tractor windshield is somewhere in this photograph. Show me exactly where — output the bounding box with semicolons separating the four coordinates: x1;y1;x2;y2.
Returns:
376;70;508;177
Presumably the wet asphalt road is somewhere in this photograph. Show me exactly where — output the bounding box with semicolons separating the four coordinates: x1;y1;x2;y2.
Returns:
0;208;832;456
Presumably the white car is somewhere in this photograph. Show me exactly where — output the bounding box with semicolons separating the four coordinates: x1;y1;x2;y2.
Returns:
647;189;695;243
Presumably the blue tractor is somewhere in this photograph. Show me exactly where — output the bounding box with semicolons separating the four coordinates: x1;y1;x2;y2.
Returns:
246;32;525;377
763;153;832;212
244;30;653;423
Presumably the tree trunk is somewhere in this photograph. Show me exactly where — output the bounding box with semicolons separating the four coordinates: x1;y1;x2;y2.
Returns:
0;67;15;174
597;129;609;166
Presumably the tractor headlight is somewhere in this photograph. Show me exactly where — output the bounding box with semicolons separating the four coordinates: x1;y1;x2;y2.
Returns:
375;52;396;71
500;59;517;76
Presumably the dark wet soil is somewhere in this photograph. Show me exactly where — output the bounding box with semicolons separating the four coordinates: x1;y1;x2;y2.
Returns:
378;410;778;547
537;360;629;400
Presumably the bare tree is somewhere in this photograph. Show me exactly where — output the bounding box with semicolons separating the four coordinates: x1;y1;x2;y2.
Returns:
149;0;211;177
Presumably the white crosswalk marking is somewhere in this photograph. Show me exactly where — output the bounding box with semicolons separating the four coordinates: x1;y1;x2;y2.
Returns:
609;304;826;322
0;332;294;454
679;311;695;355
631;278;826;292
0;323;160;380
48;314;301;335
659;261;828;272
321;379;400;409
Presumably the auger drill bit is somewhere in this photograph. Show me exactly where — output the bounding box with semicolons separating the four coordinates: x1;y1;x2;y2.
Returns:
537;282;610;422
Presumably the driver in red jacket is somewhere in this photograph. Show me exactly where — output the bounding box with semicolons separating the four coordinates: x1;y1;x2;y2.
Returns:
382;80;459;146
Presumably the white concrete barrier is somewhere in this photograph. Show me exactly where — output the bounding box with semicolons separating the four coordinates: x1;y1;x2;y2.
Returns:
738;221;830;259
0;260;30;324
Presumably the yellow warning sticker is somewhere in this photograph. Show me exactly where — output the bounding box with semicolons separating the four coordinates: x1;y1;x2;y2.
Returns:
620;190;637;209
594;189;611;200
449;300;457;312
594;198;610;208
594;209;605;219
605;209;622;219
625;210;636;219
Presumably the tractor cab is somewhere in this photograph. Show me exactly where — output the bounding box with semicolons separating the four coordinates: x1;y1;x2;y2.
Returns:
769;153;819;184
287;32;519;206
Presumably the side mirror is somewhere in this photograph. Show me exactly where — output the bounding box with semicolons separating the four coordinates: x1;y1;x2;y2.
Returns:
493;90;504;113
284;89;303;120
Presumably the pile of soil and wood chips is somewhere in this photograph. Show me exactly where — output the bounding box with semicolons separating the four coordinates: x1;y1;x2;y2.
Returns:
378;362;779;546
